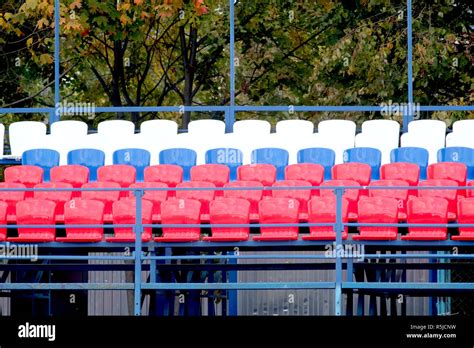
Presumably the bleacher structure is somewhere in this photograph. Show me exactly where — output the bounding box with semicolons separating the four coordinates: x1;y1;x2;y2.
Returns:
0;0;473;317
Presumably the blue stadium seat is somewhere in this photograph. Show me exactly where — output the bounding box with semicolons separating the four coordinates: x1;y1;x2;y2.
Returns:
159;148;197;181
113;148;151;182
67;149;105;182
343;147;382;180
390;147;429;180
297;148;335;180
251;148;289;181
205;148;243;181
438;147;474;180
22;149;60;182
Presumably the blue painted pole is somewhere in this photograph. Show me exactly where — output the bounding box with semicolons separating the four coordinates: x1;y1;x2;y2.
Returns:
405;0;414;132
52;0;61;124
334;187;344;316
228;0;236;132
133;189;144;316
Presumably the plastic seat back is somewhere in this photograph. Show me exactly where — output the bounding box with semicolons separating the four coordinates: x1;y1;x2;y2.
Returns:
50;165;89;197
34;182;73;218
357;196;399;239
285;163;324;195
224;181;263;217
457;198;474;238
418;179;458;219
0;202;7;240
113;148;151;182
332;163;372;186
297;148;336;180
67;149;105;182
159;148;197;181
144;164;183;196
205;148;243;181
272;180;311;214
158;198;202;242
237;164;276;188
4;165;43;198
22;149;60;182
380;162;420;187
251;148;289;181
109;199;153;242
14;199;56;242
304;196;349;240
206;198;250;241
256;197;300;241
129;182;168;217
81;182;121;216
61;199;104;242
343;147;381;180
404;197;448;240
176;181;216;216
0;182;26;220
97;165;136;197
390;147;429;179
191;164;230;196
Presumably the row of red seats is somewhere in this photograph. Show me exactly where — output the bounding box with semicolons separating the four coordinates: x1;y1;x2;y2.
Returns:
0;196;473;243
2;161;470;191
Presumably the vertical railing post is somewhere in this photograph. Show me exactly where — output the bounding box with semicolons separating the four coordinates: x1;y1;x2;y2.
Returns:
404;0;414;132
133;189;144;316
228;0;236;131
52;0;61;125
334;187;344;316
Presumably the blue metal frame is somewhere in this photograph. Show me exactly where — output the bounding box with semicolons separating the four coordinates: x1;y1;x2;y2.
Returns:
1;0;474;317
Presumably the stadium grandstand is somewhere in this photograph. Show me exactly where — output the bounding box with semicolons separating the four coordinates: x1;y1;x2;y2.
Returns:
0;2;473;345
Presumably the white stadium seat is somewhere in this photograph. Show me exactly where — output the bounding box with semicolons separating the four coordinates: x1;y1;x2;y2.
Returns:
355;132;397;165
98;120;135;137
188;119;226;136
452;120;474;135
317;120;356;163
233;120;271;136
140;119;178;137
50;120;88;137
400;132;444;164
276;120;314;136
9;121;47;157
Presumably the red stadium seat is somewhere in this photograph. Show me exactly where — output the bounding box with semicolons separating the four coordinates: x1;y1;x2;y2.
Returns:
272;180;311;219
369;180;409;220
320;180;360;221
302;196;349;241
0;182;26;222
50;165;89;198
204;198;250;242
9;199;56;242
81;182;121;222
332;163;371;186
176;181;216;221
56;199;105;242
418;179;458;221
353;196;399;240
129;182;168;222
427;162;467;186
0;202;7;241
191;164;230;196
4;165;43;198
237;164;276;196
144;164;183;197
223;180;263;221
34;182;73;222
254;197;299;241
285;164;324;195
380;163;420;197
97;165;136;198
156;198;201;242
106;198;153;242
402;197;448;241
453;198;474;241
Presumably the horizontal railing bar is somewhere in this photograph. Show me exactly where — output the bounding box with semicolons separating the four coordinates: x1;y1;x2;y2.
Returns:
141;282;336;290
0;185;469;192
1;105;472;114
3;222;474;228
0;283;134;290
